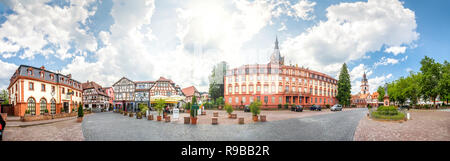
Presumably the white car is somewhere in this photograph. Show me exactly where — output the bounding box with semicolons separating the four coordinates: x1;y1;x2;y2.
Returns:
331;104;343;111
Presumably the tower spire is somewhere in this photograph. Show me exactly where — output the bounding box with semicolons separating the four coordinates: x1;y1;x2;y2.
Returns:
274;35;279;49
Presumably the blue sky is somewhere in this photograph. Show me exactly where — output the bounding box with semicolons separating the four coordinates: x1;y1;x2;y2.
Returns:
0;0;448;94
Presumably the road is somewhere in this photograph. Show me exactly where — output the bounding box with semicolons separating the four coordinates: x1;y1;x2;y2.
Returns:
82;108;367;141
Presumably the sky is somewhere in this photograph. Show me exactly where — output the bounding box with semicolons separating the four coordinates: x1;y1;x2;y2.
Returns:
0;0;449;94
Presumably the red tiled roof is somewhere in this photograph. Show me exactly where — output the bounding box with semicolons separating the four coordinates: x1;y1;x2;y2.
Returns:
82;81;108;96
181;86;198;97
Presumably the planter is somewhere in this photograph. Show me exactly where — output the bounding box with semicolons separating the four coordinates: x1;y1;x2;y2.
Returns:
148;115;154;120
186;110;190;113
191;117;198;125
228;114;232;118
238;117;244;124
212;117;218;125
129;113;134;117
231;114;237;119
201;111;206;115
260;115;266;122
124;112;127;116
213;112;219;117
184;117;190;124
165;116;171;122
218;106;223;110
253;115;258;122
157;115;162;121
77;117;83;123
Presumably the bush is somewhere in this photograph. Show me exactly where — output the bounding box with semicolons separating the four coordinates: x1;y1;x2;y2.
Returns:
284;103;289;109
278;104;282;109
250;101;261;116
78;104;84;117
371;111;405;120
377;106;398;115
325;104;330;109
190;104;199;117
44;109;49;113
225;104;233;115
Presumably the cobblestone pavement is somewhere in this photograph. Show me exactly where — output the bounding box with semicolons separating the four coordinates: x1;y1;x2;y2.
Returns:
170;108;361;125
82;109;367;141
354;110;450;141
3;118;84;141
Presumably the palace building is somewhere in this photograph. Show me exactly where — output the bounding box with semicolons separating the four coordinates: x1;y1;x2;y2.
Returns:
224;37;338;108
7;65;83;116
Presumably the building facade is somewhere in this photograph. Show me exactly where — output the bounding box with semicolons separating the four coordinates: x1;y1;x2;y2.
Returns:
149;77;185;108
135;81;153;109
181;86;200;103
7;65;83;116
224;37;338;108
113;77;136;112
82;81;109;111
103;87;114;109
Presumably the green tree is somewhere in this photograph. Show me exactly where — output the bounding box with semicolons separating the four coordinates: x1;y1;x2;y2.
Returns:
208;62;228;101
404;72;421;106
438;61;450;105
377;86;385;102
419;56;441;107
337;63;351;107
249;101;261;116
192;95;198;105
154;99;166;116
138;103;149;114
1;90;9;105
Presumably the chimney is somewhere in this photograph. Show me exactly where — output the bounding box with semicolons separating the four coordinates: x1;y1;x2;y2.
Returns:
68;74;72;78
40;66;45;70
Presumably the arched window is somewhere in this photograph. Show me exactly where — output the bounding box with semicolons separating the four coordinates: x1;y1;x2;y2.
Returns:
27;98;36;115
51;99;56;114
40;98;47;115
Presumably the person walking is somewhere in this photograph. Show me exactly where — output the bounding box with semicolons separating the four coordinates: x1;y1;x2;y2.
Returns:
0;114;6;141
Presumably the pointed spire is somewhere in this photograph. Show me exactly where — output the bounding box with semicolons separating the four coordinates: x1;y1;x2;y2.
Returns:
274;35;279;49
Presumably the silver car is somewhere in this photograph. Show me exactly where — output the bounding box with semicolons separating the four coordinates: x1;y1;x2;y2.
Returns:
331;104;343;111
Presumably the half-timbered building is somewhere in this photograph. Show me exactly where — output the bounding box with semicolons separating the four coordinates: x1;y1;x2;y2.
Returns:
82;81;110;112
112;77;136;112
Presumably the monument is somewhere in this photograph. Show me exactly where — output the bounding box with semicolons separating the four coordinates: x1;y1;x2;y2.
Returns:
383;83;390;106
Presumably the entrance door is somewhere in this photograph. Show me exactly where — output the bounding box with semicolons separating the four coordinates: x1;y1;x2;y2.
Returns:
63;102;69;113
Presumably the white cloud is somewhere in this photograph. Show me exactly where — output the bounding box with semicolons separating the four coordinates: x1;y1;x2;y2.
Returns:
278;22;287;31
0;60;18;90
0;0;97;60
367;73;392;94
350;64;372;82
290;0;316;20
374;57;399;67
282;0;418;77
385;46;407;55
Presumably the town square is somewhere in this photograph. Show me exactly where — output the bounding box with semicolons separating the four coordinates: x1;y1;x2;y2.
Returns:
0;0;449;142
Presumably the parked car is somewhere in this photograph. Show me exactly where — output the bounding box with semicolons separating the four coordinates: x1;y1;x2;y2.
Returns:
331;104;343;111
244;105;250;112
291;105;296;111
295;105;303;112
310;105;321;111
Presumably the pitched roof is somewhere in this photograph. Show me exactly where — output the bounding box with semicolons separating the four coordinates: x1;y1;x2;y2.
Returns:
181;86;198;97
82;81;108;96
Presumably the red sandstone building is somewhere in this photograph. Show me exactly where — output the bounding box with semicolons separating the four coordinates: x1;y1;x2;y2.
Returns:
224;38;338;108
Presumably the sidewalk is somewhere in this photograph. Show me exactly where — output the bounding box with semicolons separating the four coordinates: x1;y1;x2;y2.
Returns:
6;114;91;127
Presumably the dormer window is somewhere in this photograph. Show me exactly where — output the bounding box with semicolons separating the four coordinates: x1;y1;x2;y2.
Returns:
50;74;54;81
40;71;44;78
27;68;33;76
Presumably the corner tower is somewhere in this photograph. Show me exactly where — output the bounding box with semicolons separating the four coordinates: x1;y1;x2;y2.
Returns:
270;36;284;65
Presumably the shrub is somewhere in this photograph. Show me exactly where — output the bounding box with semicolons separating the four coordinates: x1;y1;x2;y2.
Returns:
284;103;289;109
325;104;330;109
190;104;198;117
376;106;398;115
371;111;405;120
250;101;261;116
155;99;165;116
44;109;49;113
278;104;282;109
78;104;84;118
225;104;233;115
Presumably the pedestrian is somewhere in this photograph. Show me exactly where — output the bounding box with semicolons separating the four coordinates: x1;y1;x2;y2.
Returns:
0;114;6;141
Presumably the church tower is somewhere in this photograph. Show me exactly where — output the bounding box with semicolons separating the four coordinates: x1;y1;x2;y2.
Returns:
361;71;369;94
270;36;284;65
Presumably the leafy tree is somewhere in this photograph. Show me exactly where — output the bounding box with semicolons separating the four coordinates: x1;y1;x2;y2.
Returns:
438;61;450;105
1;90;9;105
215;97;224;106
404;72;421;106
138;103;149;114
154;99;166;116
337;63;351;107
419;56;441;107
377;86;385;102
249;101;261;116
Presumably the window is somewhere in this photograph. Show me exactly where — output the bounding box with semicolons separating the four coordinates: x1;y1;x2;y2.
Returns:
242;86;246;92
235;86;239;93
279;96;282;104
229;97;232;103
62;88;65;94
40;99;47;114
257;86;261;92
264;96;268;103
249;86;253;92
242;97;246;103
40;72;44;78
41;84;45;92
278;86;282;92
310;88;313;94
29;82;34;90
272;96;275;103
51;99;56;114
257;96;261;102
27;98;36;115
285;86;289;92
250;96;254;103
315;98;317;103
264;86;268;92
320;98;322;103
235;97;239;103
228;87;232;93
272;86;275;93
